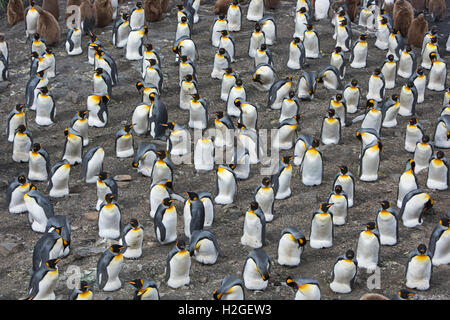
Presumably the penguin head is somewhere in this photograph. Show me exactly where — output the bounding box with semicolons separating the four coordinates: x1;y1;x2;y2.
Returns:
38;86;49;95
254;23;261;32
191;93;201;101
213;289;222;300
33;33;40;41
422;135;430;144
176;239;186;251
122;12;130;20
180;55;189;63
218;14;225;20
215;111;224;119
387;54;394;62
380;16;388;24
31;143;41;153
334;46;342;53
223;67;233;74
407;159;416;171
176;4;184;10
30;0;35;6
430;36;438;44
261;177;271;187
165;180;173;190
45;47;52;55
229;164;236;170
366;99;375;110
429;52;437;62
95;67;104;75
129;218;139;229
147;58;157;66
30;51;39;59
16;124;27;133
162;197;173;207
298;7;307;13
398;289;417;300
293;37;301;44
36;70;45;78
409;117;418;125
236;122;246;130
97;171;108;181
94;46;104;55
110;244;125;254
161;121;175;130
136;81;144;92
359;34;368;41
156;150;167;159
253;74;261;83
417;67;424;76
136;1;142;8
89;32;98;42
440;217;450;227
320;203;333;212
232;0;239;5
436;151;444;160
311;138;320;148
373;68;381;76
63;128;70;137
417;243;427;255
305;24;313;31
45;258;60;270
184;74;194;82
281;156;293;164
104;193;115;203
424;197;434;211
327;108;336;118
17;175;27;184
123;124;133;133
334;184;343;194
15;104;24;112
77;110;88;119
186;192;199;201
339;165;348;174
339;19;347;26
365;221;377;231
260;43;267;51
380;200;390;210
391;94;399;101
79;281;90;292
219;30;229;37
285;277;298;291
234;98;241;108
345;249;355;260
181;16;187;23
406;81;415;89
129;279;144;290
335;93;343;101
250;201;259;211
235;78;243;86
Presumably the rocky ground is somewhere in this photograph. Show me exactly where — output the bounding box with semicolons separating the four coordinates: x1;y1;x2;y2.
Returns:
0;0;449;301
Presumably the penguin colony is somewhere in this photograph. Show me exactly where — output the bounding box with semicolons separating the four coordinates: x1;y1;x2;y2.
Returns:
1;0;449;301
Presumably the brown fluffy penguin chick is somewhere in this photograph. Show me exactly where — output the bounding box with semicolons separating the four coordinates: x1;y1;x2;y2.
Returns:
7;0;25;25
346;0;360;22
407;13;428;49
393;0;414;37
36;7;61;45
42;0;60;21
264;0;280;9
80;0;95;33
144;0;163;22
428;0;446;22
410;0;427;11
360;293;390;300
213;0;232;16
160;0;170;13
94;0;113;27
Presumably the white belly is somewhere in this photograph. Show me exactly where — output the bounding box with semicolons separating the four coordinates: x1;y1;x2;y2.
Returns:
310;214;333;248
406;256;431;290
277;234;303;266
241;213;264;248
432;230;450;266
330;260;356;293
302;150;322;185
102;255;124;291
167;252;191;288
193;239;218;264
356;232;379;271
98;205;121;239
243;258;268;290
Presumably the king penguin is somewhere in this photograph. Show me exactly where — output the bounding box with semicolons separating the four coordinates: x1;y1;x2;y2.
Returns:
48;160;71;198
115;124;134;158
317;65;341;90
356;222;380;272
333;166;355;207
287;37;306;70
65;27;82;55
366;68;385;102
189;229;223;265
398;46;417;79
154;198;178;245
96;171;118;211
246;0;264;22
213;275;245;300
7;104;26;143
69;281;93;300
227;0;241;32
426;151;449;190
129;279;160;300
397;159;418;208
359;140;382;182
7;175;31;214
70;110;89;147
28;143;51;182
400;189;433;228
277;227;306;267
310;203;334;249
165;240;191;288
343;79;360;114
398;81;418;117
376;201;399;246
410;67;426;104
405;117;424;152
271;156;293;200
381;94;400;128
428;217;450;266
27;258;60;300
301;138;323;186
327;185;348;225
31;227;64;273
303;24;320;59
12;125;33;163
242;248;270;291
112;12;130;49
183;192;205;239
414;135;433;173
24;188;55;233
215;164;237;205
433;115;450;149
286;277;320;300
97;244;125;292
119;218;144;259
405;244;433;291
81;146;105;184
98;193;122;240
268;76;292;110
329;249;358;294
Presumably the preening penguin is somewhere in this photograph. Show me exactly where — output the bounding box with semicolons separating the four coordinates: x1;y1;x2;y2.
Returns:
243;248;270;290
428;217;450;266
48;160;71;198
329;249;358;294
12;124;33;163
309;203;334;249
24;188;55;233
397;159;418;209
119;218;144;259
97;244;125;292
31;228;64;273
271;156;294;200
154;198;178;245
213;275;245;300
356;222;380;272
252;63;276;92
7;175;31;214
165;240;192;288
414;135;433;173
297;71;316;101
405;244;432;290
426;151;449;190
189;229;223;265
115;124;134;158
27;258;60;300
268;76;292;110
61;127;83;165
376;201;399;246
87;94;109;128
129;279;159;300
173;36;197;63
28;143;51;182
400;189;433;228
381;94;400;128
317;65;342;90
433;115;450;149
277;227;306;266
285;277;320;300
164;122;190;157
